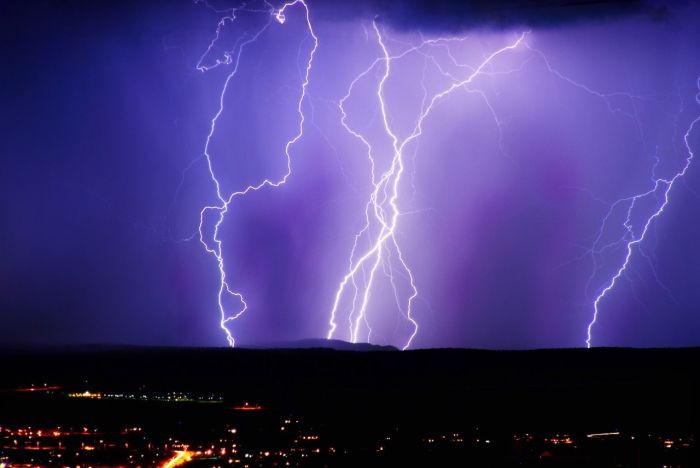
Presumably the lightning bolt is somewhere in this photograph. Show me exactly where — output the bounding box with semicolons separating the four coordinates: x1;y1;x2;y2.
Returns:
327;22;526;349
514;41;699;348
198;0;317;346
191;1;698;349
586;77;700;348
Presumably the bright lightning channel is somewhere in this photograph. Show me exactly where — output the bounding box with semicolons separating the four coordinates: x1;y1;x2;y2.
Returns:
327;22;526;349
193;1;699;349
198;0;317;347
586;77;700;348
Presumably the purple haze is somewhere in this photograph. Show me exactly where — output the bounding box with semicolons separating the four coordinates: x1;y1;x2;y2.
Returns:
1;0;699;349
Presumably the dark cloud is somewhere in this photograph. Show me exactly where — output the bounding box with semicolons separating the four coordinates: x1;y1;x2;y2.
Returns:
308;0;674;31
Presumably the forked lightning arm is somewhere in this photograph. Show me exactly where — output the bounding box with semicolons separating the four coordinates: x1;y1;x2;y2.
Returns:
194;0;699;349
198;0;317;346
586;78;700;347
326;23;526;349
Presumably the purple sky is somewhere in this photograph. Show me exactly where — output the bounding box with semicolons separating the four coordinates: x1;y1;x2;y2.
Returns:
1;0;700;348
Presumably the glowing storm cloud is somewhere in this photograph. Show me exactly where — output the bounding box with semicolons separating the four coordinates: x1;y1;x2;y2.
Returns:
194;1;700;348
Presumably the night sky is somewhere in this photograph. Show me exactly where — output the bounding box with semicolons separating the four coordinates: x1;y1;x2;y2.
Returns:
1;0;699;349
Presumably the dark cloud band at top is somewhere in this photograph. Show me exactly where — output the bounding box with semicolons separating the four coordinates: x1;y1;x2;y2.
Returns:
306;0;674;32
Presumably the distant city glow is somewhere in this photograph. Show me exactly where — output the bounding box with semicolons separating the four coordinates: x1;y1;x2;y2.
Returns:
161;448;192;468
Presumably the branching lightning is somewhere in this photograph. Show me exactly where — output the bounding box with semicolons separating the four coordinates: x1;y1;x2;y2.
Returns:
585;77;700;347
197;0;317;346
191;0;699;349
326;23;526;349
505;43;700;348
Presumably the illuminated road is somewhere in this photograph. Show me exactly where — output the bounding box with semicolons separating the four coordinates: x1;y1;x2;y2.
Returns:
161;448;193;468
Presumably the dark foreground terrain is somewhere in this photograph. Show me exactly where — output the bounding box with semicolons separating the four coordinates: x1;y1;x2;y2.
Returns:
1;345;698;466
